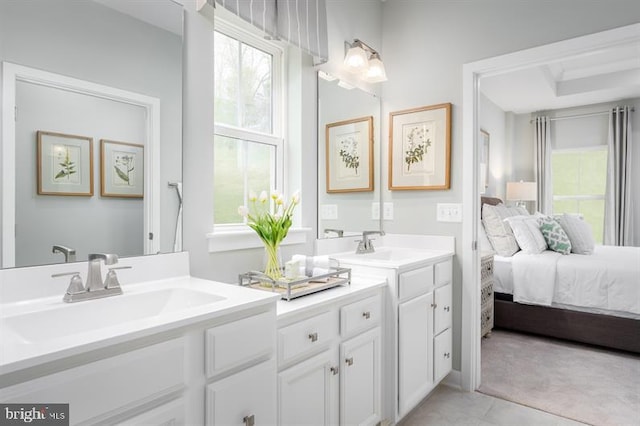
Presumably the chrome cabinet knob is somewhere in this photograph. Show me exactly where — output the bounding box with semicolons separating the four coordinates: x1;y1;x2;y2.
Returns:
345;357;354;366
243;414;255;426
431;303;438;308
330;366;339;375
362;311;371;319
308;332;318;342
444;306;450;312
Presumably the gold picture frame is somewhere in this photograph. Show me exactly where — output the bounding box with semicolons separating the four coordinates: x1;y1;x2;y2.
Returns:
388;103;451;190
325;116;374;193
37;131;94;196
100;140;144;198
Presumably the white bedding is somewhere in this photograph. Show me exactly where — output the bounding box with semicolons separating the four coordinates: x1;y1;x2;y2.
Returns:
493;245;640;318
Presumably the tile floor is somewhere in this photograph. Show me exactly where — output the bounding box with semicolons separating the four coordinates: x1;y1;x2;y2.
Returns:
398;385;587;426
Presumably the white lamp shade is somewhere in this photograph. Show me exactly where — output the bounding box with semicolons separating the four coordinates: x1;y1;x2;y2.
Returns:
344;45;368;72
506;181;537;201
364;56;387;82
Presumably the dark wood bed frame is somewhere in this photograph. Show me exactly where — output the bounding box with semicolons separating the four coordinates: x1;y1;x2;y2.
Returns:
481;196;640;354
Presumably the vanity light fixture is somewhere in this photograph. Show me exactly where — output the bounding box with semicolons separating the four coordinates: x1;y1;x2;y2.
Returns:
344;39;388;83
318;70;337;81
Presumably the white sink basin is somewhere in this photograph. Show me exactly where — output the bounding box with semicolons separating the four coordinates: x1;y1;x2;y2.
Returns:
333;247;441;266
3;288;226;343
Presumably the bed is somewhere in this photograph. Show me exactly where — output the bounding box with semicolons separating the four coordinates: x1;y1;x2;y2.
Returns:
481;196;640;354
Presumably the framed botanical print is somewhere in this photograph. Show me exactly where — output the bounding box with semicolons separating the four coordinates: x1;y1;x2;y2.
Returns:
388;103;451;190
37;131;93;196
325;116;374;193
100;140;144;198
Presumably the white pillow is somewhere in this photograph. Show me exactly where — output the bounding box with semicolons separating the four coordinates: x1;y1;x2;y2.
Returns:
482;204;529;257
479;223;494;253
554;214;595;255
504;215;547;254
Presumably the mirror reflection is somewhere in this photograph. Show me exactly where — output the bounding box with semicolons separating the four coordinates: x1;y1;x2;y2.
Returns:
317;74;381;239
0;0;183;268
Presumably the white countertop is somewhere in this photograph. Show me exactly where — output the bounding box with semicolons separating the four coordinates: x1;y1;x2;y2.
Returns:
0;277;279;376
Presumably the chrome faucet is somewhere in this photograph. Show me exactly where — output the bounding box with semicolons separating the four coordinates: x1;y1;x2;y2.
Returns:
52;245;76;263
356;230;386;254
324;228;344;238
52;253;130;303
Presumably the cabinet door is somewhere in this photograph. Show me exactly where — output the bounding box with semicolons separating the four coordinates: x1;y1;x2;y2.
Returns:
340;327;381;426
398;292;434;417
398;293;433;415
278;350;339;426
434;283;452;335
434;328;452;383
206;359;276;426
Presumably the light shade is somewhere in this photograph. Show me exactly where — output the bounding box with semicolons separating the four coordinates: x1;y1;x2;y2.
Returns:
363;52;387;83
506;181;537;201
344;44;368;73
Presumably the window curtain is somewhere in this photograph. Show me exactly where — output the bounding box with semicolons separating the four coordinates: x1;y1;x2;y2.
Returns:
604;106;633;246
212;0;328;62
534;116;552;214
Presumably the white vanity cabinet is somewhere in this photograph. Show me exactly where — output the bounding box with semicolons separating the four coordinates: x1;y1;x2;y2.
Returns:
397;259;452;418
277;288;383;426
0;305;278;426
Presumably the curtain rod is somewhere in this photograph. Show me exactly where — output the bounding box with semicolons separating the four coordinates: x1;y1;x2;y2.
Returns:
530;107;635;123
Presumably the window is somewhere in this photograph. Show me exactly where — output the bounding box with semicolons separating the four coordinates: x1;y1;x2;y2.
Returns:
213;22;283;226
551;147;608;243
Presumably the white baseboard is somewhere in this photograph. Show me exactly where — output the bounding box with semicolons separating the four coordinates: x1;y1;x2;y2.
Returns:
442;369;462;390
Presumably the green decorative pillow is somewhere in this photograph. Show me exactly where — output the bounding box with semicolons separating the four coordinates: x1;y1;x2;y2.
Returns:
538;215;572;255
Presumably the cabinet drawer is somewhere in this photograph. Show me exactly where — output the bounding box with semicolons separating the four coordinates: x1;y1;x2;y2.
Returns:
206;310;275;378
278;310;338;365
115;398;185;426
434;328;452;383
435;259;452;286
399;265;433;300
481;256;494;281
481;279;494;308
0;338;184;425
340;293;381;337
481;302;494;337
434;283;452;336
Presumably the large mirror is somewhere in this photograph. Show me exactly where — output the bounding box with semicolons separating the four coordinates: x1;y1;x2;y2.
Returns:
0;0;183;268
317;74;382;239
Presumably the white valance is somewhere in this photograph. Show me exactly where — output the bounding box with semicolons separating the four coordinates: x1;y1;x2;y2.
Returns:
212;0;328;61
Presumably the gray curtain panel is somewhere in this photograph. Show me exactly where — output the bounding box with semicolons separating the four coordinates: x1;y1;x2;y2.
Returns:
604;106;633;246
534;116;552;215
213;0;328;62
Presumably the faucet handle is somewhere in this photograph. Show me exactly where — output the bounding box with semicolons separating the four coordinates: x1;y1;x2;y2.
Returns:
52;271;85;295
104;266;131;289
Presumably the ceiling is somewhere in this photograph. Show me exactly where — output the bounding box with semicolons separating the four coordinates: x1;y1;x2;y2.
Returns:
480;40;640;114
92;0;183;35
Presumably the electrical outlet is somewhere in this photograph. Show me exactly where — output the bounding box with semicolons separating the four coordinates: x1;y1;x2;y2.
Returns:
383;202;394;220
437;203;462;222
372;202;380;220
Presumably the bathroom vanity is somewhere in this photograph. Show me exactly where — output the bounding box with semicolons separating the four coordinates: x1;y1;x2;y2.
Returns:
0;237;454;425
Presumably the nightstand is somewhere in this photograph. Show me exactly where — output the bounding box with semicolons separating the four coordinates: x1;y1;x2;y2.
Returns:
480;252;495;337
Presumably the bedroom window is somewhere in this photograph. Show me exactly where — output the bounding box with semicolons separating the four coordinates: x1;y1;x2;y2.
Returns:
213;22;284;226
551;147;608;243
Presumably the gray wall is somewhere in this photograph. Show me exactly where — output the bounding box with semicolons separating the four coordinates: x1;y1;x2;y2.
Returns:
0;0;182;260
380;0;640;371
15;82;144;266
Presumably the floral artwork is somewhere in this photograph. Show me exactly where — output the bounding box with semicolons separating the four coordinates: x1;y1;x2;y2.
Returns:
402;122;435;174
389;103;451;190
325;116;373;193
100;140;144;198
337;133;361;176
52;144;81;184
37;131;93;196
112;151;137;186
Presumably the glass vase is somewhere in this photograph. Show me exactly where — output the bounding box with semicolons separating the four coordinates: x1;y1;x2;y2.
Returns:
263;242;283;282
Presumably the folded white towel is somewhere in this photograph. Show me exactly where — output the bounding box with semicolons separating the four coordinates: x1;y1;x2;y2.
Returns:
312;255;331;269
312;267;329;276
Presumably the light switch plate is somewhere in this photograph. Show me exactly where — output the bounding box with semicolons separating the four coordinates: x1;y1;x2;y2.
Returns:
321;204;338;220
437;203;462;222
383;202;394;220
372;202;380;220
